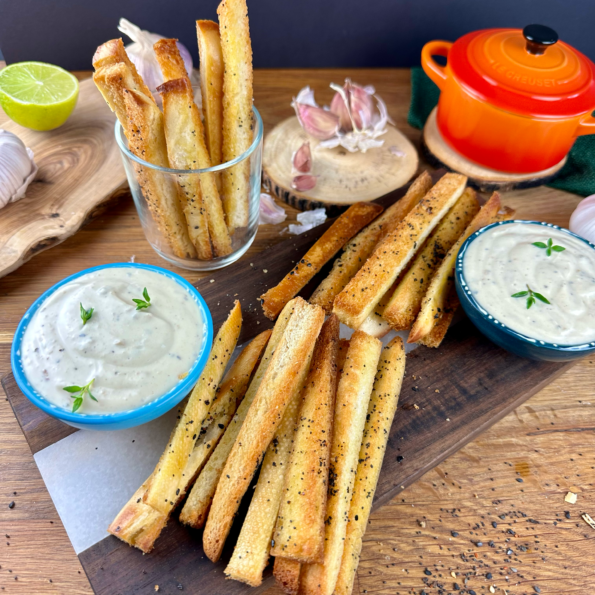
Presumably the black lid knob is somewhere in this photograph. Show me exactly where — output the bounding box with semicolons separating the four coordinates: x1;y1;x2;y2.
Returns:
523;24;559;55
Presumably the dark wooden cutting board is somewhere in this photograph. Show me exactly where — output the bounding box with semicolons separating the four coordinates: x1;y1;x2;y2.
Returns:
2;177;574;594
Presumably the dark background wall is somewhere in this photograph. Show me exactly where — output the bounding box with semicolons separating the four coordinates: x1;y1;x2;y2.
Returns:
0;0;593;70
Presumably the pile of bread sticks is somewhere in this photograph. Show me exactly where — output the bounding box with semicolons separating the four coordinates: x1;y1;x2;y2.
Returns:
261;171;515;347
109;296;406;595
92;0;254;261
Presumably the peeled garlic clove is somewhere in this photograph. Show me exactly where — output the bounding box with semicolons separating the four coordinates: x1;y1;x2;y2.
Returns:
293;103;340;140
0;129;37;209
349;83;374;130
330;91;352;131
569;194;595;243
291;174;317;192
292;142;312;173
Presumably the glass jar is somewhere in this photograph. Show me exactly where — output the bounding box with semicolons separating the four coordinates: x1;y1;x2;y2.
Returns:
115;106;263;271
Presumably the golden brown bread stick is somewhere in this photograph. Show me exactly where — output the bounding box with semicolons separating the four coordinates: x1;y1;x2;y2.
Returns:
143;301;241;514
202;299;325;562
123;88;197;258
299;330;382;595
333;173;467;329
218;0;254;230
334;337;406;595
197;20;224;167
261;202;383;320
309;172;433;312
271;315;340;564
383;187;479;330
179;300;296;529
274;557;301;595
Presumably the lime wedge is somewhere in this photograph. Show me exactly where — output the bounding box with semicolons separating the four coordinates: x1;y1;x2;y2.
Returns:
0;62;79;131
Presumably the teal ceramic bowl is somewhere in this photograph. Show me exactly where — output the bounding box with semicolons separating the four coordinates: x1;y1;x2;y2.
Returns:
11;263;213;430
455;220;595;362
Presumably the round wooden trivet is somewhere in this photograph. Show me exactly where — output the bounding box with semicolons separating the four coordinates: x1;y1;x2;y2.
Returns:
263;116;418;214
422;107;566;193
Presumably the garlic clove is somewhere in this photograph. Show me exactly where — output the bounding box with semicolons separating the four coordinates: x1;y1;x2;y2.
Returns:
292;142;312;173
569;195;595;244
0;130;37;209
330;91;352;131
349;83;374;130
292;102;340;140
291;174;318;192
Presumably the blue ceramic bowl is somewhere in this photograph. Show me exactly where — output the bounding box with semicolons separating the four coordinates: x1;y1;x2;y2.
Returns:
11;263;213;430
455;220;595;362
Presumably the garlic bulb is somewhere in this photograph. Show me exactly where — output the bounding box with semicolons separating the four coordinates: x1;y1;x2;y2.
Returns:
118;18;193;92
569;195;595;244
0;130;38;209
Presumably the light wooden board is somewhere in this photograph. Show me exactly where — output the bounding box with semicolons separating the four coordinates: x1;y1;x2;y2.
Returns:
0;68;592;595
0;77;127;279
263;116;418;213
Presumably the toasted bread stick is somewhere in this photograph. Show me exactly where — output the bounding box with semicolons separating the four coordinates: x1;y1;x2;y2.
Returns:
153;38;188;81
409;192;509;345
333;173;467;329
271;315;340;564
158;77;212;259
225;320;335;585
334;337;406;595
274;557;301;595
299;331;382;595
218;0;254;230
357;276;402;339
92;38;153;101
180;300;297;529
336;338;350;374
203;299;325;562
155;40;232;257
93;62;146;133
261;202;383;320
383;188;479;330
107;325;267;556
143;301;241;514
309;172;433;312
123;88;197;259
413;204;515;348
197;20;224;167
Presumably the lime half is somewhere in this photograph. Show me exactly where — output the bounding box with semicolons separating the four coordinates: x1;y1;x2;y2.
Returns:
0;62;79;131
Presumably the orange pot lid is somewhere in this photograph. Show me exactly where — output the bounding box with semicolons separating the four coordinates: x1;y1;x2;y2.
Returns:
448;25;595;118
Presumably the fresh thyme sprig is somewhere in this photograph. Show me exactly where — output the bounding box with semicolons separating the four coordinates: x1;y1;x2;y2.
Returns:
132;287;151;310
511;285;551;309
63;378;97;413
532;237;565;256
80;302;94;326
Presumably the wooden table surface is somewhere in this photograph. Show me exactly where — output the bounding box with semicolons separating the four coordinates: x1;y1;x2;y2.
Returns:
1;69;594;595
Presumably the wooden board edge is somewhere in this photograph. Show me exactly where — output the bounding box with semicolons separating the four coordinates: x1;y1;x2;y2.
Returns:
0;183;130;280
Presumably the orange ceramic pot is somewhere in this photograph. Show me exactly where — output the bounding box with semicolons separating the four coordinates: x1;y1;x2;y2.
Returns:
422;25;595;173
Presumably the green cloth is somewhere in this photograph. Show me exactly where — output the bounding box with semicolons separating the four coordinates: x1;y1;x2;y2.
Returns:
408;66;595;197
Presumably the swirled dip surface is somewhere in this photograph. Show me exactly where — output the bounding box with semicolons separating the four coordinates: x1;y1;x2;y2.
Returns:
463;222;595;345
21;267;205;413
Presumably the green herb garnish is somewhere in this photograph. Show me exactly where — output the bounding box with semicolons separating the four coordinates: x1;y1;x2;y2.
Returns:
511;285;551;309
532;237;565;256
63;379;97;413
80;302;94;326
132;287;151;310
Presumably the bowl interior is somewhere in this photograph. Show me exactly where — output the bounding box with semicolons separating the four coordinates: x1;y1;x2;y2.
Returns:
11;263;213;428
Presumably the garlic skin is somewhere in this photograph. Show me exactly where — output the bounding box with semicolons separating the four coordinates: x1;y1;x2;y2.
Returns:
569;195;595;244
0;130;38;209
293;79;391;153
118;18;193;92
259;192;287;225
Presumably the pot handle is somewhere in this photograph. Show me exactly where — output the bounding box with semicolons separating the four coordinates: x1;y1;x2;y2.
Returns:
421;40;453;90
577;111;595;136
